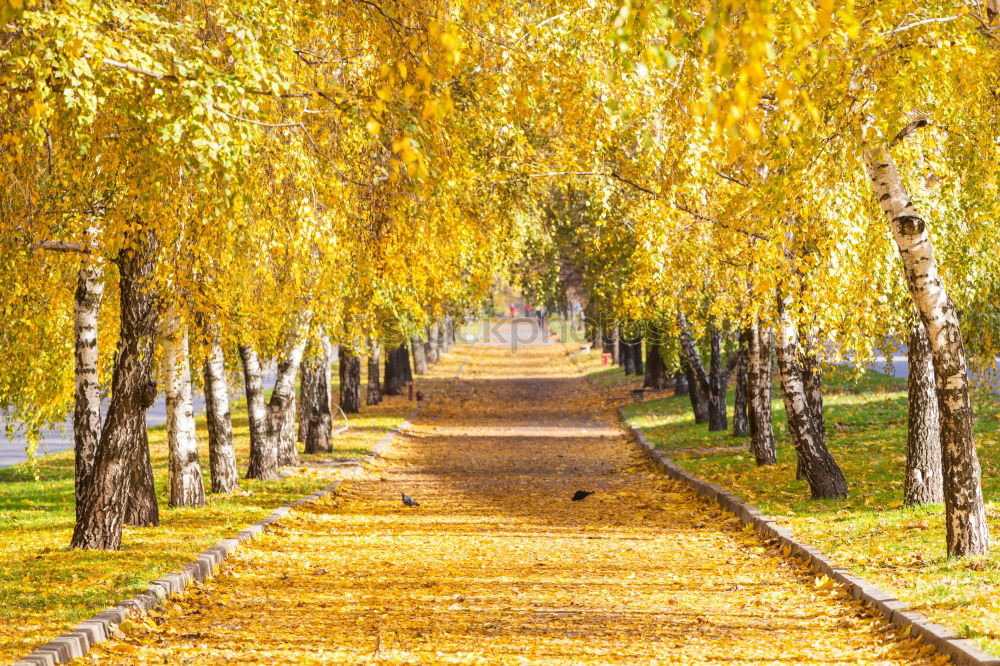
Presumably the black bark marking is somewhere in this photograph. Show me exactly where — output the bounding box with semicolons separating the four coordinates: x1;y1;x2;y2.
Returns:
895;215;926;235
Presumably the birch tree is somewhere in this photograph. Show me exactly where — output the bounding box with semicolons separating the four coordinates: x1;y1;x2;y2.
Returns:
161;314;206;508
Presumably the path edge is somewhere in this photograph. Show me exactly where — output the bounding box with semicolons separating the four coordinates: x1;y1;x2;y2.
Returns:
620;408;1000;666
12;406;421;666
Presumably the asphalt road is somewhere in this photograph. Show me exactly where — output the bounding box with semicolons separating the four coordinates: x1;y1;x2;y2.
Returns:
0;367;277;469
0;391;207;469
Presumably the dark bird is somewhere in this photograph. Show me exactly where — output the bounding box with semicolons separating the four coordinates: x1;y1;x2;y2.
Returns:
415;390;424;401
401;492;420;507
571;490;595;501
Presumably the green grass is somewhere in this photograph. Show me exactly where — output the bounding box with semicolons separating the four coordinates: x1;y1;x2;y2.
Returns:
546;317;588;344
581;350;1000;655
0;357;423;662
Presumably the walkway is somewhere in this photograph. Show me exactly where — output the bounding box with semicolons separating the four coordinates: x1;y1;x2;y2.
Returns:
86;327;938;664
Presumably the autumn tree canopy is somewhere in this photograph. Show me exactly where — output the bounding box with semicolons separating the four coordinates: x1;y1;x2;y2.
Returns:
2;0;999;555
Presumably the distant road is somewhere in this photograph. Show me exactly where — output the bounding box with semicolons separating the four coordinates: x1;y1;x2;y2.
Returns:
0;392;207;469
865;355;908;380
0;366;278;469
861;352;999;391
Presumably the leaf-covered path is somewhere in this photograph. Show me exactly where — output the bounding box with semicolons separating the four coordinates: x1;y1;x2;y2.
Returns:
86;330;942;664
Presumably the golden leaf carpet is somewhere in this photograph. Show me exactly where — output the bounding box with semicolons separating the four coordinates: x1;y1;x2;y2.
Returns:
83;330;944;664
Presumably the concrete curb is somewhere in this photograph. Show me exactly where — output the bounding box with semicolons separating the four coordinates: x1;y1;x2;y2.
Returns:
619;408;1000;666
13;409;421;666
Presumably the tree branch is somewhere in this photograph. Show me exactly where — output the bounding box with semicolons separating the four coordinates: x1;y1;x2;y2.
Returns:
103;57;348;105
297;127;371;187
677;312;711;392
516;168;773;241
881;15;961;36
889;117;930;147
213;108;305;128
38;240;89;254
352;0;409;38
102;58;179;82
721;347;741;386
610;170;666;199
0;145;30;209
186;104;370;187
714;169;750;188
515;8;597;44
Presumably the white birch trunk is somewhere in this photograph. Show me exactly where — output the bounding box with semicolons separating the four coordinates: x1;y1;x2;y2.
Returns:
411;336;428;374
746;321;776;466
73;264;105;522
323;337;334;405
300;337;333;454
732;328;750;437
240;344;278;480
162;315;206;508
677;314;732;430
269;314;311;466
865;147;987;555
71;230;161;549
366;341;382;406
203;339;238;493
677;314;711;424
339;347;362;414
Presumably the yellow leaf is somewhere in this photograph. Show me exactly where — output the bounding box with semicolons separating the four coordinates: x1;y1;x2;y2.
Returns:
421;99;437;120
814;575;834;590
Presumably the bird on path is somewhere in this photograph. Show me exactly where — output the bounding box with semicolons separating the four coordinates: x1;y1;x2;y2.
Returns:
401;492;420;507
571;490;595;501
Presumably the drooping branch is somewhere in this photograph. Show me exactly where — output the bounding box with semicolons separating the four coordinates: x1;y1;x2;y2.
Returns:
352;0;409;38
191;107;369;188
514;7;598;45
609;170;665;198
511;168;773;241
102;57;353;108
